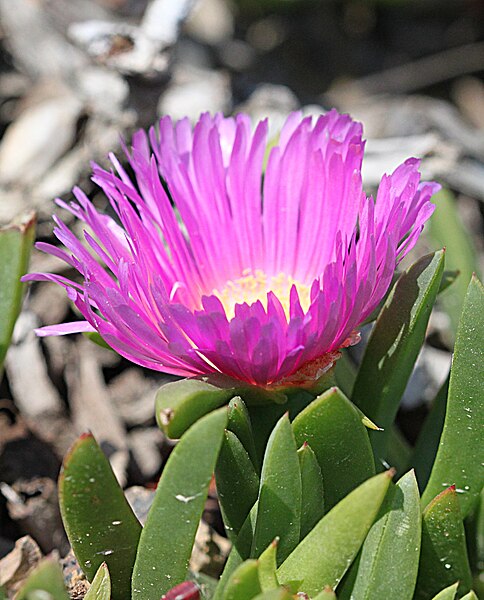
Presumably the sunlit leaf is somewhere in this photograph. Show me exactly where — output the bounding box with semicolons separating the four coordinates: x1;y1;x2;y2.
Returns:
415;486;472;599
252;413;301;563
59;434;141;600
298;442;324;539
277;471;393;596
421;276;484;517
0;212;35;373
132;407;227;599
258;539;279;591
292;387;374;511
252;589;293;600
84;562;111;600
222;559;261;600
15;558;69;600
156;377;286;439
349;471;421;599
430;582;459;600
313;587;337;600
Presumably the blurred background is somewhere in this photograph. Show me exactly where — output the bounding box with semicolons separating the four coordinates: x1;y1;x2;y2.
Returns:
0;0;483;589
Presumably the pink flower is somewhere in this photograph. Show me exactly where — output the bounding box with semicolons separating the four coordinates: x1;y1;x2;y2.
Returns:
23;110;439;387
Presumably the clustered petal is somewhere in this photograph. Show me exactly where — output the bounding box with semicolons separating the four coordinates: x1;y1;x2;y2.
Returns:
23;110;439;386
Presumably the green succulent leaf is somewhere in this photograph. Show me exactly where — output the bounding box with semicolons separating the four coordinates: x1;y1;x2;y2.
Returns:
333;351;357;397
277;470;393;596
352;250;445;460
15;558;69;600
222;559;262;600
84;331;114;350
421;276;484;517
251;413;302;563
430;582;459;600
258;539;279;591
156;377;286;440
213;504;258;600
247;390;315;465
292;387;374;511
473;490;484;593
313;587;337;600
215;429;260;537
227;397;259;471
415;486;472;600
84;562;111;600
297;443;324;539
155;378;234;439
460;592;479;600
58;434;141;600
412;378;449;489
429;188;480;337
132;407;227;599
251;589;293;600
0;212;35;373
349;470;421;600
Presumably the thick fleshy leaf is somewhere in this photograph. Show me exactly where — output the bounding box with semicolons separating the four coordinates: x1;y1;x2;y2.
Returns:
215;430;260;537
313;587;337;600
227;397;259;471
258;539;279;591
430;583;459;600
251;413;302;563
460;592;479;600
421;276;484;517
415;486;472;600
252;590;293;600
352;250;445;460
0;213;35;372
222;559;261;600
156;377;286;439
212;505;258;600
247;390;315;466
333;351;357;398
58;434;141;600
349;470;421;600
362;267;457;327
429;189;479;337
132;407;227;599
84;563;111;600
412;378;449;489
292;387;374;511
15;558;69;600
297;443;324;539
277;470;393;596
473;490;484;595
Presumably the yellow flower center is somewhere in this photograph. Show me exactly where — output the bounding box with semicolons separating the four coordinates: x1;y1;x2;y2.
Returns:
212;269;312;320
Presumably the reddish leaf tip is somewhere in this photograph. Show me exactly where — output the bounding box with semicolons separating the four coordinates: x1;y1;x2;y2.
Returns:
161;581;200;600
386;467;397;479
